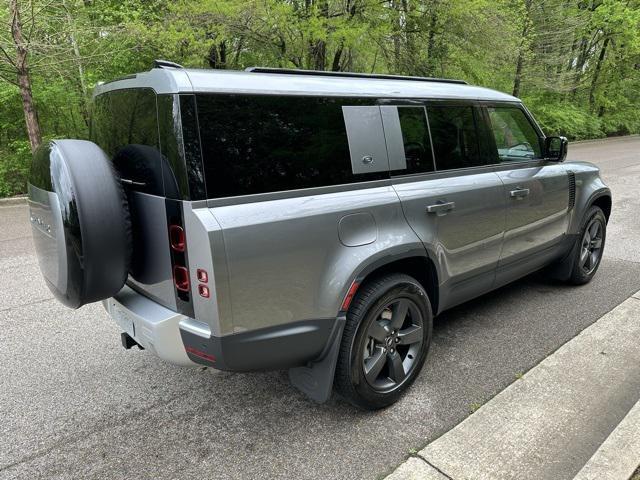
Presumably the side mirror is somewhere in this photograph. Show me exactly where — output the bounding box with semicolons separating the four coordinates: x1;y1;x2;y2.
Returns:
544;136;568;162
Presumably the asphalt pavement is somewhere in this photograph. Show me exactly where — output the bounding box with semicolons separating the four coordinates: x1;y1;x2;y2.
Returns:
1;136;639;480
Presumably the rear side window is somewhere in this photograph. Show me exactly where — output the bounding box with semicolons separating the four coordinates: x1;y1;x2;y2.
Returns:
196;95;387;198
397;107;434;174
427;105;482;170
487;107;542;162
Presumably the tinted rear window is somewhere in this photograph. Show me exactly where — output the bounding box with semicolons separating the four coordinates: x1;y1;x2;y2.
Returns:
90;88;163;195
397;106;434;174
90;88;159;157
427;105;482;170
195;95;386;198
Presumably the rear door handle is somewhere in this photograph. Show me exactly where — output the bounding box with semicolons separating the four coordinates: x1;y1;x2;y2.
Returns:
510;188;530;199
426;201;456;215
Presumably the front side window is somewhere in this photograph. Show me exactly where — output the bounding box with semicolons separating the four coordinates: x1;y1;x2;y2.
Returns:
196;95;386;198
487;107;542;162
427;105;482;170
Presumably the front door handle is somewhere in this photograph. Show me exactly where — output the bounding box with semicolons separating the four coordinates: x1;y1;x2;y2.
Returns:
510;188;530;199
426;201;456;215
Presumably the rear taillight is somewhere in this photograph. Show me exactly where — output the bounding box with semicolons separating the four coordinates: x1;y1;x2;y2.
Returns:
169;225;185;252
173;265;190;292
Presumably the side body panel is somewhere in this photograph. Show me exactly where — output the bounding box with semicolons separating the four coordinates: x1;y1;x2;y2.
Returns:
207;185;422;335
494;162;571;285
393;171;506;312
564;161;611;234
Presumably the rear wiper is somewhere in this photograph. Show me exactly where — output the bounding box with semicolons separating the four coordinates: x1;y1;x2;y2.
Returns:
120;178;147;187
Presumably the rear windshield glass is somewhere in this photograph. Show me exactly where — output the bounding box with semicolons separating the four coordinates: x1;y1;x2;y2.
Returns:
195;94;387;198
90;88;163;196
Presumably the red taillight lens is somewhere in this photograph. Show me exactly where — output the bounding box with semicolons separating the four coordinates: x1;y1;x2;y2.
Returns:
198;284;210;298
341;280;360;311
169;225;185;252
197;269;208;283
173;265;190;292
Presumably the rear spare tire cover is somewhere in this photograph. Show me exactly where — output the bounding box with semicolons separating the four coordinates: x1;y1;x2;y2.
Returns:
28;140;131;308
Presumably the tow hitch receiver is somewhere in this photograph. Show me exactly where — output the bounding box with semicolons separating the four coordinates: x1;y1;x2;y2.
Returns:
121;332;144;350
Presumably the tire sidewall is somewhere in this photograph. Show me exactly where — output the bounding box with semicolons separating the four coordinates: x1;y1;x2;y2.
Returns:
571;206;607;284
346;276;433;408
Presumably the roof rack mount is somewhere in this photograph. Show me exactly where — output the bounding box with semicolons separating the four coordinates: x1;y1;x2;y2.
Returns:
245;67;467;85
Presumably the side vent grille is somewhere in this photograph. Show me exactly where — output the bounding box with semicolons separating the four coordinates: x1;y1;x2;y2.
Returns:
567;170;576;211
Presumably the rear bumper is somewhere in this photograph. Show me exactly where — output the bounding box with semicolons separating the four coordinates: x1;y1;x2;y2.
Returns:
104;285;338;372
180;317;338;371
103;285;196;367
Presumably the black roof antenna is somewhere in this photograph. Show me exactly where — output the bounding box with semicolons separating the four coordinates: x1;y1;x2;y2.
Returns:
154;59;184;69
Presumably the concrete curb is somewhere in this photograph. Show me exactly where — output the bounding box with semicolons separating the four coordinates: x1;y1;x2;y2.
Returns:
0;195;27;207
385;290;640;480
573;399;640;480
385;457;448;480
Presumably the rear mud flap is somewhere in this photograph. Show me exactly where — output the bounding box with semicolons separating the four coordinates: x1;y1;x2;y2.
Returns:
288;315;346;404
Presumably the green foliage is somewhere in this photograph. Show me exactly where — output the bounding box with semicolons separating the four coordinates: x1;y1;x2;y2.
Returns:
0;140;31;197
0;0;639;197
528;101;604;140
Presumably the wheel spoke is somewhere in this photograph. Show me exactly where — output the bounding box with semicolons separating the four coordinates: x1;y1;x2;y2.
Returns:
387;351;406;383
390;299;410;330
590;250;599;269
368;320;388;342
580;247;589;267
591;238;602;249
398;324;422;346
589;221;599;238
364;347;386;383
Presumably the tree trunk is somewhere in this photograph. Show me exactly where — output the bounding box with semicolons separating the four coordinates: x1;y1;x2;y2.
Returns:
589;37;609;112
331;41;344;71
512;46;525;97
512;0;531;98
10;0;42;152
207;41;227;69
62;0;89;127
426;10;438;76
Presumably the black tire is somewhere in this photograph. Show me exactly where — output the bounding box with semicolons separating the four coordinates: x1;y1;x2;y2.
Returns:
334;273;433;410
29;140;131;308
567;205;607;285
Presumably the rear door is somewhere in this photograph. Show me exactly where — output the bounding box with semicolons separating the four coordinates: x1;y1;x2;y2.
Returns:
386;102;506;312
482;104;570;285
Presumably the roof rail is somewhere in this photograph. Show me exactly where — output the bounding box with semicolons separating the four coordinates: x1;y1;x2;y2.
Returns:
245;67;467;85
154;59;184;69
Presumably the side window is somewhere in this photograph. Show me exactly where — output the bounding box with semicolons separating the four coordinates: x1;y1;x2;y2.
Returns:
397;107;434;174
487;106;542;162
380;106;434;175
197;95;387;198
427;105;482;170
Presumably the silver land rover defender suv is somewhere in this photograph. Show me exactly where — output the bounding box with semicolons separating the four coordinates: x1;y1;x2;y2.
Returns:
28;62;611;410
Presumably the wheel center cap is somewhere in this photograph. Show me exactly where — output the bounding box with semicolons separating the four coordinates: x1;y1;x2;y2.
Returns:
385;336;394;348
